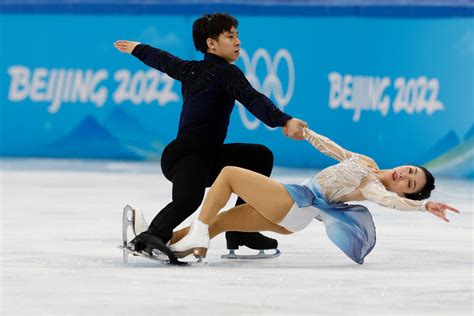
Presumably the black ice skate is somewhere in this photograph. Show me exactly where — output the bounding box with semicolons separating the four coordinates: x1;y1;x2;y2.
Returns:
118;205;187;265
221;232;281;260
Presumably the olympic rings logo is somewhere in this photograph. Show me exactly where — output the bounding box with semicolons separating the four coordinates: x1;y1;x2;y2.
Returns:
236;48;295;130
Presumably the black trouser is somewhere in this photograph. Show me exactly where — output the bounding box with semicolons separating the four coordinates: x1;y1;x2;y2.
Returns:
148;133;274;243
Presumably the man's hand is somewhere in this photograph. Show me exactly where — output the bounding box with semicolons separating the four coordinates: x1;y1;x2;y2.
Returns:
282;118;308;140
114;40;141;54
425;201;460;222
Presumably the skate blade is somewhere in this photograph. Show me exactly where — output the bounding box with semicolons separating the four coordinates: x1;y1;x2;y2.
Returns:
121;205;134;263
173;247;208;259
119;245;190;266
221;249;281;260
119;245;168;263
188;257;209;266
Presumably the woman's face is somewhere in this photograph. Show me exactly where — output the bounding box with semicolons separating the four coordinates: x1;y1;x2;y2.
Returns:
385;165;427;197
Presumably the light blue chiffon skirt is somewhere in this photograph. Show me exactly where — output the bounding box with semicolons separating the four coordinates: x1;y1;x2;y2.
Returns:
283;180;376;264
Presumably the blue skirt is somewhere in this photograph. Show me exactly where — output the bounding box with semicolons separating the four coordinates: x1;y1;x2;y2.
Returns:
283;181;377;265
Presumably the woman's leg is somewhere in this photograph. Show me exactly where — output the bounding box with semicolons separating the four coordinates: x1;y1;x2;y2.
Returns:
209;204;292;237
198;166;294;225
170;203;291;244
216;143;275;248
170;227;190;245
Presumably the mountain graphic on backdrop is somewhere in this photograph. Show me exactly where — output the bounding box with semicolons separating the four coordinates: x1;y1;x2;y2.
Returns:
463;123;474;141
104;108;151;142
418;130;460;164
104;108;165;160
38;115;141;160
424;125;474;179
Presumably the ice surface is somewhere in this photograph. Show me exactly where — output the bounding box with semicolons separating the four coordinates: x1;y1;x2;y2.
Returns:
1;159;472;315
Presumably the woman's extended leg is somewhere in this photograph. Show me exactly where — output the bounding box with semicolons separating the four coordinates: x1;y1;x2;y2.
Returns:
170;203;291;244
212;204;293;236
198;166;294;225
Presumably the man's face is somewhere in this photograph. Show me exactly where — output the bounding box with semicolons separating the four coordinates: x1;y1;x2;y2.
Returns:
208;26;240;62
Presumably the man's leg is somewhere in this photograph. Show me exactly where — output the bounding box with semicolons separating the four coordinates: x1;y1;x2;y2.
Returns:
215;143;273;176
214;143;278;250
147;153;213;244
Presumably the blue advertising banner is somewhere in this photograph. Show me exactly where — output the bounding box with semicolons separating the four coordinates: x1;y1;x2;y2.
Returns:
1;14;473;178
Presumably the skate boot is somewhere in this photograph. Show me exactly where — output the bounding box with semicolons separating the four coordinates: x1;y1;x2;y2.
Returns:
222;232;281;260
169;220;209;262
128;231;186;265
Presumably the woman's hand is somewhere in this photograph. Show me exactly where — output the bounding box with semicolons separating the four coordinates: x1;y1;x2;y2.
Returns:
425;201;460;222
282;118;308;140
113;40;141;54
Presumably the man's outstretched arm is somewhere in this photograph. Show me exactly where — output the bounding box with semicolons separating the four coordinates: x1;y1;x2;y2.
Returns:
114;40;189;81
220;64;307;140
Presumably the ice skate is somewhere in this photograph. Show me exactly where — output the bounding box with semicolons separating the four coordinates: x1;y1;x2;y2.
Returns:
124;232;188;265
169;220;209;262
119;205;186;265
221;232;281;260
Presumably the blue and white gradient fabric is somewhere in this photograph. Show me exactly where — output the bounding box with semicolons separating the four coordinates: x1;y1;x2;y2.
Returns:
283;178;376;264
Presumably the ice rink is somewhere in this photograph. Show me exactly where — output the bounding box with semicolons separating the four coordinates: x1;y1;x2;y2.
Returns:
1;159;472;315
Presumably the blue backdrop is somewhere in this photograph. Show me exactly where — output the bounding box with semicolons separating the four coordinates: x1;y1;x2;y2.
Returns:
1;5;473;178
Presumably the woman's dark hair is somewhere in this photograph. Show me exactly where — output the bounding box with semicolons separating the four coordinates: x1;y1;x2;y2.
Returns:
192;13;238;53
405;166;435;200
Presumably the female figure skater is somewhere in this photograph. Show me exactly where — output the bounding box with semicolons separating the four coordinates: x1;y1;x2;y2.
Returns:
168;127;460;264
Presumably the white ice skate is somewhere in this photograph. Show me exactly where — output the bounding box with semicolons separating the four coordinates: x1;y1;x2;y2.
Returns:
169;220;209;261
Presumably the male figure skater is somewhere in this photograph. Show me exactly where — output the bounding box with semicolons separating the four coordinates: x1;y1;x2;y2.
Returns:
114;13;307;262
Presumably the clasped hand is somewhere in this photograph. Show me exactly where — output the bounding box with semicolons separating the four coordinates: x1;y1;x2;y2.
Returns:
282;118;308;140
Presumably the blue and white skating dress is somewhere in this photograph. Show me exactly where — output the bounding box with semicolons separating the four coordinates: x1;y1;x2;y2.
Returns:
278;128;428;264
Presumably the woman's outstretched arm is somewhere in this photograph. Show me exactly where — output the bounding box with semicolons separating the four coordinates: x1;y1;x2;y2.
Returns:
360;178;460;221
302;127;378;167
361;179;427;211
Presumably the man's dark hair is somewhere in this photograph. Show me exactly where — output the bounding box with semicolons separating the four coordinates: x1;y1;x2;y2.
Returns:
405;166;436;200
192;13;238;53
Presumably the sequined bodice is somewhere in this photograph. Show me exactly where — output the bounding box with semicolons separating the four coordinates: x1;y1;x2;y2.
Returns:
316;156;369;202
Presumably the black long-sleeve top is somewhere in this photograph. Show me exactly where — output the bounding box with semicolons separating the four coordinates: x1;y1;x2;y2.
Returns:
132;44;293;144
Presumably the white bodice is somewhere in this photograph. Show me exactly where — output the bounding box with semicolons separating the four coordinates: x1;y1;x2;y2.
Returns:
316;156;369;202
